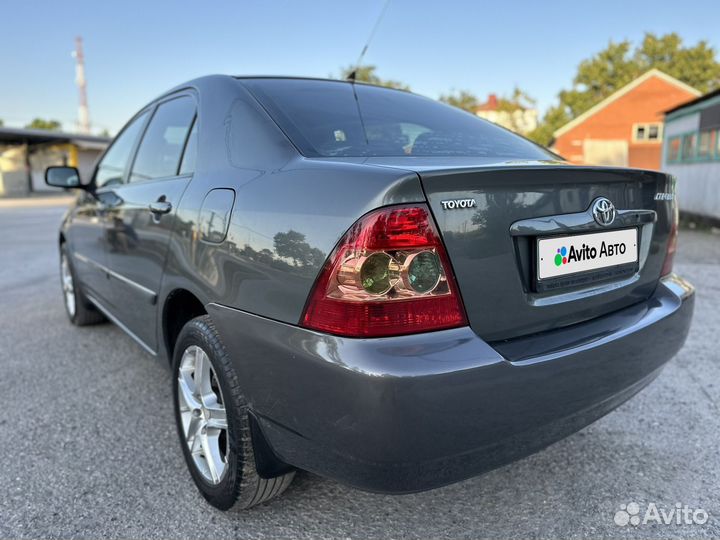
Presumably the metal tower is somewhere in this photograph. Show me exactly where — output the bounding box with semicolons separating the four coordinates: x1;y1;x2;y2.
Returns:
73;36;90;134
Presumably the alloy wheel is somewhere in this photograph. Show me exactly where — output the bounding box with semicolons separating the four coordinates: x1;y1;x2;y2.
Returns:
177;345;229;484
60;253;76;318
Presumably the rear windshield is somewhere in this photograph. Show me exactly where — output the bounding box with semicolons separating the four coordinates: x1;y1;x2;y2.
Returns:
242;78;552;159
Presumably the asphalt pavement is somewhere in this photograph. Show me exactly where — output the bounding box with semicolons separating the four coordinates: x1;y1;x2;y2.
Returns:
0;203;718;540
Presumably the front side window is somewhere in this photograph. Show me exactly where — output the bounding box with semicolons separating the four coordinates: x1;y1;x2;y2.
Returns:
243;79;552;159
95;111;149;188
130;96;196;182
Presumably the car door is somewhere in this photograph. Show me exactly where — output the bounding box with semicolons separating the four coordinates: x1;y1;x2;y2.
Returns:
70;110;150;305
102;94;198;353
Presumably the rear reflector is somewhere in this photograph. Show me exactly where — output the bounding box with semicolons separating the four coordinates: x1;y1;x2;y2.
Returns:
301;204;468;338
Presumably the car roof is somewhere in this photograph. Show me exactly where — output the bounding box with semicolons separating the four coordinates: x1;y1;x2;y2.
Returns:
156;74;412;106
234;75;412;92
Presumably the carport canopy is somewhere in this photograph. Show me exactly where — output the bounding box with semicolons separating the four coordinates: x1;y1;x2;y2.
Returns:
0;127;109;149
0;127;110;196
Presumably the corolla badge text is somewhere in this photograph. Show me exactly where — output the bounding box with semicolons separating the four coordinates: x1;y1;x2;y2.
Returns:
441;198;477;210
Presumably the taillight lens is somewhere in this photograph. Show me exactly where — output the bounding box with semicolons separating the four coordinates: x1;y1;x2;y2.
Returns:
301;204;468;337
661;202;679;276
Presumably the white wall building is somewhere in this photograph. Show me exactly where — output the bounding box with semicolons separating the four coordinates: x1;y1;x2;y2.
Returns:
475;94;538;135
662;89;720;221
0;128;109;196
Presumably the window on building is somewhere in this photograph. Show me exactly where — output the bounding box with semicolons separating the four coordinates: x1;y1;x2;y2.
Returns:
698;131;714;159
634;123;662;142
715;129;720;159
667;137;681;162
633;123;662;142
681;133;697;160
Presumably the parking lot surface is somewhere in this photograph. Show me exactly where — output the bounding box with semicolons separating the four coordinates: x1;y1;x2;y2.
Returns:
0;204;718;539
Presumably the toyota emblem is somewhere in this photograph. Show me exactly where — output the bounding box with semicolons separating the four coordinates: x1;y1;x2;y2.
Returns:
592;197;616;226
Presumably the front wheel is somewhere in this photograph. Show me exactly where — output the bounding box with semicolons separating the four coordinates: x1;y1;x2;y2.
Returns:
172;315;295;510
60;245;105;326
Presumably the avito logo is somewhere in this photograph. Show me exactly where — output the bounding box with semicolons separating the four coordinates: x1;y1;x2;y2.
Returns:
554;247;569;266
554;241;627;267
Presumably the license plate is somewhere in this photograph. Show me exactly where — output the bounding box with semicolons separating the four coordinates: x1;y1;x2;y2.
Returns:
537;228;638;280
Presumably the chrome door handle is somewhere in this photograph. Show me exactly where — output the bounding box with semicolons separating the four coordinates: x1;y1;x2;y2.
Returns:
149;201;172;215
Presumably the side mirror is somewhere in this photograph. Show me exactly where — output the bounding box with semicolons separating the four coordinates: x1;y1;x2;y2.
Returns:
45;166;84;189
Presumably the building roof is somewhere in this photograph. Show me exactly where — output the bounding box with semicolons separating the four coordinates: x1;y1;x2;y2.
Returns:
553;69;701;138
476;94;499;112
664;88;720;116
0;127;110;147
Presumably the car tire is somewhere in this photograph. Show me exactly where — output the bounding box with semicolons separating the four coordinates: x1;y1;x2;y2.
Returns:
172;315;295;510
60;244;105;326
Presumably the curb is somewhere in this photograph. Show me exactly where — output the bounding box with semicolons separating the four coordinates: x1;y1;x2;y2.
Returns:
0;196;75;209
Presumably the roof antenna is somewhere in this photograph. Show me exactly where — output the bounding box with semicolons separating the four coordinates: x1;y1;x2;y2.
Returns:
347;0;392;82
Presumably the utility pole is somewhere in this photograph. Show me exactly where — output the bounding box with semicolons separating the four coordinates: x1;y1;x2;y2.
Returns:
73;36;90;134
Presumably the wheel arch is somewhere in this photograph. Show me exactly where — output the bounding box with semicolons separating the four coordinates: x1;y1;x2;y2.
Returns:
162;288;207;364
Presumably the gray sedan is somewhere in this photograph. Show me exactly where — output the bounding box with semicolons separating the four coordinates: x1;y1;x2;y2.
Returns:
45;76;694;510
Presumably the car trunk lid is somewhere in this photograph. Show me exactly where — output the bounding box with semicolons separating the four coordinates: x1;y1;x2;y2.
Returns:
361;160;674;341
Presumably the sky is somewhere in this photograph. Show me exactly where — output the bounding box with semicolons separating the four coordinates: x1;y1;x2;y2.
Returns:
1;0;718;134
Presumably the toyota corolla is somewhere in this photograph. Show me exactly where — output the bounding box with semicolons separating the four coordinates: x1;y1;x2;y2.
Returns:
46;76;694;510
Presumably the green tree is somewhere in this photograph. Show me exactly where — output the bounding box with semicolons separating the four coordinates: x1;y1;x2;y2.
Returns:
26;118;62;131
273;230;324;268
0;119;4;127
440;86;536;119
635;33;720;92
526;105;569;150
495;87;538;133
339;64;410;91
528;33;720;146
438;90;480;112
496;86;537;112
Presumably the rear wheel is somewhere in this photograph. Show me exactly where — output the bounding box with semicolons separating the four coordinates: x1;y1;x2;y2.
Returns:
60;245;105;326
172;315;294;510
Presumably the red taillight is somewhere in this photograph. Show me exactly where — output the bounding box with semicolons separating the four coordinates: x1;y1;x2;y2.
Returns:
301;204;468;338
661;204;679;276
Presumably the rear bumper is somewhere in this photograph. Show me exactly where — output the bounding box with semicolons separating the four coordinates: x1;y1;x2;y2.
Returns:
208;274;694;493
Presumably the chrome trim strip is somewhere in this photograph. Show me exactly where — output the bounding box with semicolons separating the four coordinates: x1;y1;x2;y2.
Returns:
106;268;157;303
85;294;157;356
73;252;157;304
73;252;96;267
510;208;656;236
529;273;641;307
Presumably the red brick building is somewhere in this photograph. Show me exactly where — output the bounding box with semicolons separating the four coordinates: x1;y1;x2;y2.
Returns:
552;69;700;170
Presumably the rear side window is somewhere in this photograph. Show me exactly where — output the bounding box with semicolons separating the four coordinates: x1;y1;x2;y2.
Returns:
95;111;149;188
243;79;551;159
130;96;196;182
